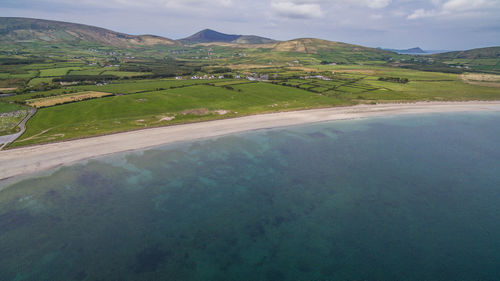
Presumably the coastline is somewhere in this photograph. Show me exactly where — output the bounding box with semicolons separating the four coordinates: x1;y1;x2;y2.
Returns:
1;101;500;183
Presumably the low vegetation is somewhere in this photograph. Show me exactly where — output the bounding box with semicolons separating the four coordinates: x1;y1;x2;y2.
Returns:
378;77;409;83
461;73;500;88
0;109;27;136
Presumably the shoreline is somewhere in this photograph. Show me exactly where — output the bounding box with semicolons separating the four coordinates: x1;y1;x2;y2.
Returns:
1;101;500;184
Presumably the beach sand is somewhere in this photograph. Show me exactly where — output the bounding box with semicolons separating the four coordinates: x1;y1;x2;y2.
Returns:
1;101;499;182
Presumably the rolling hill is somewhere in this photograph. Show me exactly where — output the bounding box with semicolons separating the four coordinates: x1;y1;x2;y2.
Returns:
0;17;179;47
267;38;397;63
271;38;394;55
433;47;500;59
180;29;276;44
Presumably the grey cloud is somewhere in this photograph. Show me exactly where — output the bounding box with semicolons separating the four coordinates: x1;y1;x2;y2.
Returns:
271;1;324;19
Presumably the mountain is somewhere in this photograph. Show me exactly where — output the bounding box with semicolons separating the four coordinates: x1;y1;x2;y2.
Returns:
268;38;397;63
433;46;500;59
180;29;276;44
0;17;179;47
404;47;425;54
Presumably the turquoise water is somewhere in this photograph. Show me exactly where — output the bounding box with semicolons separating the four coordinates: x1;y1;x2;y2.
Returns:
1;112;499;281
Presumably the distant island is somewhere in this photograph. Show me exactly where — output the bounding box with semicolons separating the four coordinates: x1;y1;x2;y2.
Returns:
378;47;452;55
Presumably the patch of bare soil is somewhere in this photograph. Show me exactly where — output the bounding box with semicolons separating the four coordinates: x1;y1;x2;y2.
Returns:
159;116;175;122
182;109;230;116
182;108;210;115
0;88;17;92
17;128;52;142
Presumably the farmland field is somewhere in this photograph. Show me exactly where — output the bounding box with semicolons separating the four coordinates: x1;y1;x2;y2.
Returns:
13;83;347;146
28;77;54;85
0;102;25;113
26;91;113;108
68;69;107;76
39;67;83;77
5;65;500;148
100;70;150;77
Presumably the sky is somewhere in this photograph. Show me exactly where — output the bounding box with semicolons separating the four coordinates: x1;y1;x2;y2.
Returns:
1;0;500;50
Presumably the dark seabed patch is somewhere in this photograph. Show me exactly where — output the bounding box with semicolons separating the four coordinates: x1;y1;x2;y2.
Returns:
0;112;499;281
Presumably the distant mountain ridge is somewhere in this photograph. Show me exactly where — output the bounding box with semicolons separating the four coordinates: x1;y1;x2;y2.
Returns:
0;17;179;47
380;47;427;54
433;47;500;59
0;17;498;61
380;47;453;55
272;38;394;56
179;29;277;44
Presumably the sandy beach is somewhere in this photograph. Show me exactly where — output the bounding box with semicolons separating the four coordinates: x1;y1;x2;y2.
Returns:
1;101;499;182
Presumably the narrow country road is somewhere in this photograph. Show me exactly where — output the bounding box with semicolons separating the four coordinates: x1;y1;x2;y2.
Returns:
0;108;36;150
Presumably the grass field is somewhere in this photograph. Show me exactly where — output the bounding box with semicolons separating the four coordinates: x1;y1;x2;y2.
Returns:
0;102;25;114
1;79;213;103
100;71;149;77
28;77;54;85
68;69;107;76
39;67;83;77
5;66;500;147
26;91;113;108
12;83;348;147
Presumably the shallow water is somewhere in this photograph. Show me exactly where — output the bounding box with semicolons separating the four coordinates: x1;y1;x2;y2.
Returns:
1;112;499;281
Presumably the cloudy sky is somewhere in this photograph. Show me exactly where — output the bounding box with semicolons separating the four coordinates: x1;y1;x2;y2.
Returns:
1;0;500;50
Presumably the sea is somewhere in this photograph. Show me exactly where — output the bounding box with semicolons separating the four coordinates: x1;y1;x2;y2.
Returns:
0;112;499;281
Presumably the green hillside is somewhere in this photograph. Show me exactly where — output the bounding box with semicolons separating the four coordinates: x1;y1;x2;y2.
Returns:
431;47;500;73
434;47;500;59
0;17;179;47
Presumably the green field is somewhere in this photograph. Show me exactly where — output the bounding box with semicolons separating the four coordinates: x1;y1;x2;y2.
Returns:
0;102;25;114
39;67;83;77
10;67;500;148
4;64;500;148
100;70;149;77
12;83;348;147
28;77;54;85
68;69;107;76
1;79;213;103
